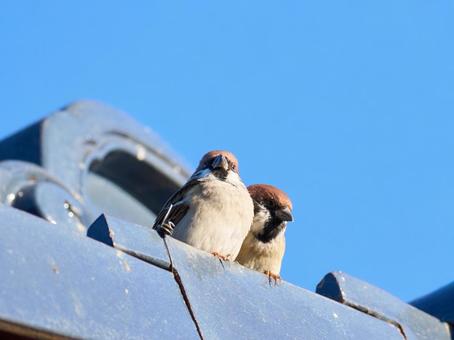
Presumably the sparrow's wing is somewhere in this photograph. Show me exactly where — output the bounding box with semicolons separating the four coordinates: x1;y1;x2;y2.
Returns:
152;168;212;232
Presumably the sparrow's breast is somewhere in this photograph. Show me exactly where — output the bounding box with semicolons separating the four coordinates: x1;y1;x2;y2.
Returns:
236;231;286;275
173;179;254;259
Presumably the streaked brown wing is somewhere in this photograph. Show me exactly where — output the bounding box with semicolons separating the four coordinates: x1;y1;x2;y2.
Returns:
152;170;208;232
152;197;189;230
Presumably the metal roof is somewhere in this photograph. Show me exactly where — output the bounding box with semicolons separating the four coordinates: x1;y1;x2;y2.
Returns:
0;101;451;339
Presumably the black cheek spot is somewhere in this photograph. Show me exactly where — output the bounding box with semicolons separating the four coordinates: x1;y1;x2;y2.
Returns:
256;219;284;243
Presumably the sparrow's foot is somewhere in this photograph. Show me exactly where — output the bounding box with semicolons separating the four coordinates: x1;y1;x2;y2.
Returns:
264;271;281;286
211;252;230;261
157;221;175;237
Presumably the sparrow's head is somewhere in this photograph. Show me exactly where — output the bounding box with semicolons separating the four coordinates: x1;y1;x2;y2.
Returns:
248;184;293;243
196;150;240;178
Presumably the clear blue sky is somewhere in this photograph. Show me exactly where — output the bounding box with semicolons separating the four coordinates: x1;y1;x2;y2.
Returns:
1;1;453;302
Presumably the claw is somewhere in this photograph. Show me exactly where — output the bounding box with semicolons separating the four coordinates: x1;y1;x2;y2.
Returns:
264;271;281;286
211;252;230;269
211;252;230;261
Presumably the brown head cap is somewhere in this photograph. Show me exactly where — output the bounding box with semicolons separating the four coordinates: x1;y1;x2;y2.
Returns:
196;150;239;173
248;184;292;210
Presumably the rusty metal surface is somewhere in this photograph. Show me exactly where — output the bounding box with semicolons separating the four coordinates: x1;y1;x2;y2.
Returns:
164;237;403;340
0;206;199;339
87;214;171;270
316;272;451;340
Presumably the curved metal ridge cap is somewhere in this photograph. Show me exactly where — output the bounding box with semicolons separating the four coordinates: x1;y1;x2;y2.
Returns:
0;160;80;199
411;282;454;324
316;271;451;340
43;100;191;178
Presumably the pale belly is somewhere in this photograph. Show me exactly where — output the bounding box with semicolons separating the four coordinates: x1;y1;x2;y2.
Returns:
172;180;254;259
236;232;286;275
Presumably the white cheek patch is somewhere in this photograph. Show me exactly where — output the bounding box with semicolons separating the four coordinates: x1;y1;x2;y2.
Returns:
251;205;270;234
225;171;246;188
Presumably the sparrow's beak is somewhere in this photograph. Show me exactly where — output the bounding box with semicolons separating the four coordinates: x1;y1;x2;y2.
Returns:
211;154;229;171
275;206;293;222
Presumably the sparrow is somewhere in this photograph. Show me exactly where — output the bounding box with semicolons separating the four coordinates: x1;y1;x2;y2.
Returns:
153;150;254;261
236;184;293;283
